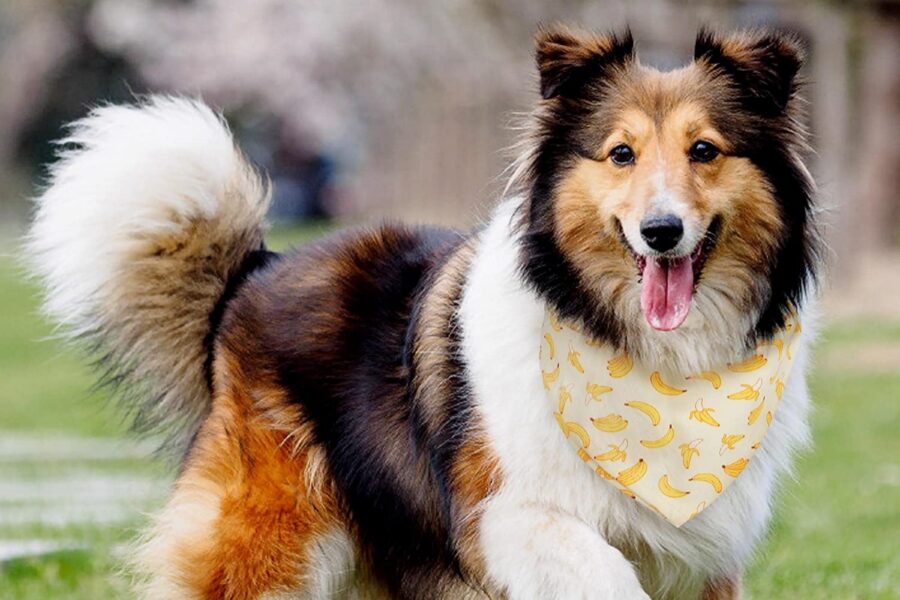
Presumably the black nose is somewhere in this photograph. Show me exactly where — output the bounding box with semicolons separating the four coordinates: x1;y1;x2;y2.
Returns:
640;214;684;252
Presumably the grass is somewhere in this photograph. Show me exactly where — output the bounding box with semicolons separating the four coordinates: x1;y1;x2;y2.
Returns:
0;225;898;599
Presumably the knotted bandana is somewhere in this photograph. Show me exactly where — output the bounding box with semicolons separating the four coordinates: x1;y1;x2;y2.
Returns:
539;310;801;526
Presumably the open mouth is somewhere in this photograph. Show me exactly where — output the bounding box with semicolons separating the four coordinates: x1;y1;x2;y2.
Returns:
618;217;721;332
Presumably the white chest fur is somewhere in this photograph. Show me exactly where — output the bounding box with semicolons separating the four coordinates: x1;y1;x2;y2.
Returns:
458;200;814;598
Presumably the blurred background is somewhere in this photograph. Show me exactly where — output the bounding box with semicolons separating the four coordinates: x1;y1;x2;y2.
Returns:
0;1;897;598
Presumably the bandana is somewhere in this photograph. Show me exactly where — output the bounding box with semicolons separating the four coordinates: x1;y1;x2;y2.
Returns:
539;309;801;526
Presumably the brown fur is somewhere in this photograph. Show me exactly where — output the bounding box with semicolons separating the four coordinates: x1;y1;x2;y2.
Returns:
135;348;345;599
701;575;742;600
551;69;786;336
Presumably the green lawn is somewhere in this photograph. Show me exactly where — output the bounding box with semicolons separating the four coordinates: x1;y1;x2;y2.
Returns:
1;226;898;599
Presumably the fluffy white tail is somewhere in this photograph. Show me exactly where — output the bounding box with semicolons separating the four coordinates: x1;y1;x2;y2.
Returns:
27;96;270;448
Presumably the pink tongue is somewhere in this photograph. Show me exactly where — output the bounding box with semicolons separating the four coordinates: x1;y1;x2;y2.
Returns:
640;257;694;331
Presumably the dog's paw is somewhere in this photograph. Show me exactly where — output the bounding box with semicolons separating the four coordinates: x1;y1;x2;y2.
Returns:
480;503;650;600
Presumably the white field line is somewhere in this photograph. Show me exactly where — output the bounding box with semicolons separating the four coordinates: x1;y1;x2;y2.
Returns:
0;433;171;530
0;503;140;527
0;433;159;462
0;539;85;562
0;473;167;503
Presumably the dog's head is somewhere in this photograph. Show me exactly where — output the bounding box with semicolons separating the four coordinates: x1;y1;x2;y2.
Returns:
517;26;820;369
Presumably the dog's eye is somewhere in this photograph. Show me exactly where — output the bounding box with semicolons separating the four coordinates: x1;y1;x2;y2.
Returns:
609;144;635;166
689;140;720;163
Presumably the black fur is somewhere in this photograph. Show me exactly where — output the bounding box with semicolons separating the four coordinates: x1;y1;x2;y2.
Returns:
220;226;478;598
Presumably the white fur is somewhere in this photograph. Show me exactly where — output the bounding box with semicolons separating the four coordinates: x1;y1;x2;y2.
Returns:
26;96;270;447
460;198;814;599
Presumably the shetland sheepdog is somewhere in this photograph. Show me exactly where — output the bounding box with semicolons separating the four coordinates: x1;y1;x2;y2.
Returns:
28;26;821;600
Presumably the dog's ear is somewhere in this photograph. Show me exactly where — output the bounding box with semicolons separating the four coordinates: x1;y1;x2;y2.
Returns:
535;25;635;100
694;28;804;115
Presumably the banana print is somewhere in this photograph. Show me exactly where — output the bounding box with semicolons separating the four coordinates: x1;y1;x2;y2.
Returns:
650;371;687;396
689;398;720;427
549;312;563;332
607;353;634;378
624;400;661;426
591;414;629;433
687;370;722;390
722;457;750;478
540;309;800;527
747;398;765;425
658;474;691;498
679;439;702;469
616;458;648;487
689;472;723;493
771;338;784;359
542;364;560;390
640;424;675;449
554;412;590;449
557;386;571;414
568;347;585;374
593;440;628;463
689;501;707;520
586;382;613;401
618;487;637;499
719;433;745;455
595;465;615;480
727;353;767;373
543;333;556;360
727;378;763;401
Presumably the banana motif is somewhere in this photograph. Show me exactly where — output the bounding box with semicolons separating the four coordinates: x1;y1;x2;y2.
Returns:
747;399;765;425
542;364;560;390
593;440;628;462
687;370;722;390
624;400;661;426
540;306;798;526
727;354;767;373
553;412;590;448
607;353;634;378
650;371;686;396
543;333;556;360
595;465;614;480
771;338;785;359
689;501;707;520
591;413;628;433
722;457;749;478
586;382;613;401
615;458;647;487
641;424;675;449
719;433;745;455
568;348;585;374
658;474;690;498
618;487;637;499
549;312;563;332
689;398;720;427
679;439;702;469
557;386;571;414
689;472;723;493
727;378;762;401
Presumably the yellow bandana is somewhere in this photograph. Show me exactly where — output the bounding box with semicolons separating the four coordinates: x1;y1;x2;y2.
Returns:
540;310;801;527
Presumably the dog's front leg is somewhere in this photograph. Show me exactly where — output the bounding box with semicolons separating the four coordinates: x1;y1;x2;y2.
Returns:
477;501;650;600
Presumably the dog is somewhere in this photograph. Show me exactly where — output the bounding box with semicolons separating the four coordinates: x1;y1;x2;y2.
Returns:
28;26;821;600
